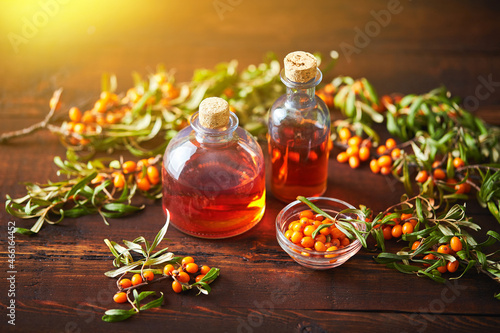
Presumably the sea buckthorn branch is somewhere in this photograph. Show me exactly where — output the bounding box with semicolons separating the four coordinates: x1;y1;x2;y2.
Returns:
103;216;220;322
5;152;163;235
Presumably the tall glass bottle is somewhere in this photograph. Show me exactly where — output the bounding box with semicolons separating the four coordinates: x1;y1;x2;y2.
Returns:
268;51;330;202
162;97;266;238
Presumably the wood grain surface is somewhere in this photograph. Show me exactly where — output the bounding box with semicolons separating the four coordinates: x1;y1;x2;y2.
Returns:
1;1;500;332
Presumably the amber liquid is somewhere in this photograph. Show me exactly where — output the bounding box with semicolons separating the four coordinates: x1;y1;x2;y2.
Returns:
162;149;266;239
269;133;329;202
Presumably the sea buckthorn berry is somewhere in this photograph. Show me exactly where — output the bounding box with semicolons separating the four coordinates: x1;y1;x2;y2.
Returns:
299;210;314;219
284;229;293;240
137;177;151;191
455;182;471;194
195;274;206;282
377;155;392;168
391;225;403;238
143;270;154;281
314;234;327;243
437;264;448;274
291;231;303;244
325;246;338;258
383;226;392;240
391;148;401;160
330;227;343;240
177;271;190;283
314;214;324;221
106;113;118;124
292;222;304;232
301;236;315;248
331;238;340;247
119;278;132;289
182;257;195;266
349;156;360;169
164;264;175;276
131;273;143;286
113;292;128;303
320;226;331;236
380;166;392;175
200;265;211;275
432;160;441;169
433;168;446;180
91;174;105;185
314;241;326;252
68;107;82;122
402;222;414;234
341;237;350;246
359;146;370;161
453;157;465;169
401;213;413;221
447;260;459;273
337;152;349;163
113;173;125;189
81;111;94;123
172;280;183;293
73;123;86;134
348;136;362;147
122;161;137;174
385;138;396;150
437;244;450;254
299;217;309;225
423;254;436;267
370;159;380;173
147;166;160;185
411;240;421;250
303;225;316;237
49;96;61;110
185;263;199;274
94;99;107;113
415;170;429;183
450;236;463;252
376;145;387;155
339;127;351;142
346;146;359;157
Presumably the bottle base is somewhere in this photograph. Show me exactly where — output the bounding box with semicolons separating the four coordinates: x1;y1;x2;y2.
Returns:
271;183;327;203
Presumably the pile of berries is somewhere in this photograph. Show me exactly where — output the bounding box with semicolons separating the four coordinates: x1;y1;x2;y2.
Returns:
413;236;463;274
378;213;417;241
415;157;471;194
284;209;351;260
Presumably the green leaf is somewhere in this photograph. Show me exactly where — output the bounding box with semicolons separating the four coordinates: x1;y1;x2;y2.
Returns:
148;213;170;254
65;172;98;201
139;292;163;311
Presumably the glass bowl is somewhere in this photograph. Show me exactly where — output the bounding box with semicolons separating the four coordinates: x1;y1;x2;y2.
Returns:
276;197;365;270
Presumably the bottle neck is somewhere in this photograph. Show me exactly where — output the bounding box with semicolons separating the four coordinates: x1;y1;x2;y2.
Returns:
190;111;239;144
281;68;322;108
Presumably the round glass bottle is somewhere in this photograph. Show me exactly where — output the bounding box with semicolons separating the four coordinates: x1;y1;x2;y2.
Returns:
268;51;331;202
162;97;266;238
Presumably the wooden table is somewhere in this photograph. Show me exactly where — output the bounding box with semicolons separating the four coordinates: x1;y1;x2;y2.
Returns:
1;1;500;332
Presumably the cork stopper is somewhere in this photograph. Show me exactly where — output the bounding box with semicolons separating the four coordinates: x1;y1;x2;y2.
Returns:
199;97;230;129
284;51;317;83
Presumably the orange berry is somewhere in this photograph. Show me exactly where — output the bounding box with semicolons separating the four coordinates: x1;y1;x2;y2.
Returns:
293;222;304;232
391;225;403;238
380;166;392;175
131;274;143;286
349;156;360;169
415;170;429;183
377;155;392;168
143;270;154;281
195;274;206;282
402;222;414;234
303;225;316;237
284;229;293;240
376;145;387;155
200;265;211;275
147;166;160;185
49;96;61;110
137;177;151;191
164;264;175;276
348;136;362;147
339;128;352;142
314;234;327;243
455;182;471;194
291;231;303;244
432;160;441;169
423;254;436;267
370;159;380;173
122;161;137;174
106;113;118;124
391;148;401;159
314;241;326;252
359;146;370;161
81;111;95;124
182;257;195;265
113;173;125;189
73;123;86;134
325;246;338;258
433;168;446;180
401;213;413;221
113;292;128;303
185;263;199;274
177;271;190;283
91;174;105;185
453;157;465;169
450;236;463;252
437;264;448;274
300;236;315;248
447;260;459;273
94;99;107;113
386;138;396;149
341;237;350;246
299;210;314;219
346;146;359;157
437;244;450;254
320;226;331;236
68;107;82;122
119;278;132;289
337;152;349;163
411;240;421;251
383;226;392;240
172;280;183;293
